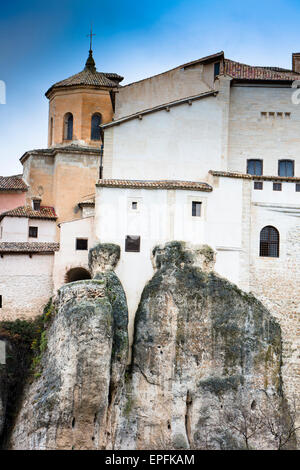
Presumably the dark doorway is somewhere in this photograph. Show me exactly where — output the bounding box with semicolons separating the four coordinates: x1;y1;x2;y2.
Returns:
65;267;91;283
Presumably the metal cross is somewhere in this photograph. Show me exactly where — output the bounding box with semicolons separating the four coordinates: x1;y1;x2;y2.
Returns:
87;24;96;51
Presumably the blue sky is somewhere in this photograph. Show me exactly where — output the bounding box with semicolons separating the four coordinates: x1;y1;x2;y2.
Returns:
1;0;300;175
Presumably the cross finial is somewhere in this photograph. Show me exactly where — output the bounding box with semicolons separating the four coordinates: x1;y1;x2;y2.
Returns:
87;24;96;51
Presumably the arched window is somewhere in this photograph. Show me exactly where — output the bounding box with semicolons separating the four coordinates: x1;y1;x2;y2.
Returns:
63;113;73;140
91;113;102;140
259;226;279;258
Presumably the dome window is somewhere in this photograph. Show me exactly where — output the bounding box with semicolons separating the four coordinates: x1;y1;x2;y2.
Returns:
91;113;102;141
63;113;73;140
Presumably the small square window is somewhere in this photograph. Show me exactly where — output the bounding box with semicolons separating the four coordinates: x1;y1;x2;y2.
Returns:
29;226;38;238
192;201;201;217
125;235;140;252
254;181;263;190
76;238;88;250
273;183;282;191
132;202;138;210
296;183;300;192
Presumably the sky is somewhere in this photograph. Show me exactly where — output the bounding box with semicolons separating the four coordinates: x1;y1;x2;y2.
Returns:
1;0;300;175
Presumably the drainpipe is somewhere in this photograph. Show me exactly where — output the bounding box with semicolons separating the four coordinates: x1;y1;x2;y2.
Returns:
99;127;104;179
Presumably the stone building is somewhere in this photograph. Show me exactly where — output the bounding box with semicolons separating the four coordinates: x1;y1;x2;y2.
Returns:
0;48;299;405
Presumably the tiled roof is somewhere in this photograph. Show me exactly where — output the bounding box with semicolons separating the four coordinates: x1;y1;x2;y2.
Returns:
45;51;123;97
78;199;95;206
0;242;59;253
209;170;300;182
0;205;57;220
97;179;212;191
0;175;28;191
224;59;300;81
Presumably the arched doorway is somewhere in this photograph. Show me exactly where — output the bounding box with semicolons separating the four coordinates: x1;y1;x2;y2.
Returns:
65;267;91;283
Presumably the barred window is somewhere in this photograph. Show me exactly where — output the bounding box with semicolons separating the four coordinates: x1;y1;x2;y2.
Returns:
259;226;279;258
254;181;263;190
273;182;282;191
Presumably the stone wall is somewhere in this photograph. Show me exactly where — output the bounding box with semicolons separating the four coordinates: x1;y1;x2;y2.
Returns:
0;254;54;320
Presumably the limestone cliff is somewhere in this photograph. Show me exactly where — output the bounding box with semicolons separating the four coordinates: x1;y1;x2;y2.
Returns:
115;242;284;450
7;242;295;450
10;244;128;450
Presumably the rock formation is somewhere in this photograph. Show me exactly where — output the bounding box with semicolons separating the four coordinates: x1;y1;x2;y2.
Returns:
10;244;128;450
7;241;294;450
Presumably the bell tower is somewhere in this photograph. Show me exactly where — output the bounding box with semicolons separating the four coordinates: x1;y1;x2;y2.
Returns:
21;46;123;229
45;46;123;148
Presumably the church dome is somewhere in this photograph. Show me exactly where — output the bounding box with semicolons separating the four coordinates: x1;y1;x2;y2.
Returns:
45;50;123;98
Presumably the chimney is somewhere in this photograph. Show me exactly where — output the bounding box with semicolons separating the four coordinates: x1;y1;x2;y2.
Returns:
292;53;300;73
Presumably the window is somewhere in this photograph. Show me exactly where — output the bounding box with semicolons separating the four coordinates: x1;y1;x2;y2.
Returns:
125;235;140;252
50;117;53;145
91;113;102;140
273;182;282;191
132;202;138;210
278;160;294;177
254;181;263;190
214;62;220;78
76;238;88;250
192;201;201;217
0;295;2;308
32;199;41;211
259;226;279;258
296;183;300;192
247;160;263;176
63;113;73;140
29;226;38;238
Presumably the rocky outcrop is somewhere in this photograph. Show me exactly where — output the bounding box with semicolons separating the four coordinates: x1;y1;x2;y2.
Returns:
9;241;292;450
114;241;284;450
10;244;128;450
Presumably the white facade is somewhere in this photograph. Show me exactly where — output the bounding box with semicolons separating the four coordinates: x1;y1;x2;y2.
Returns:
53;215;94;291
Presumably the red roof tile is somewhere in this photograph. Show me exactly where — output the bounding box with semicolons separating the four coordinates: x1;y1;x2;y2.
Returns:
0;242;59;253
224;59;300;81
0;205;57;220
0;175;28;191
96;179;212;191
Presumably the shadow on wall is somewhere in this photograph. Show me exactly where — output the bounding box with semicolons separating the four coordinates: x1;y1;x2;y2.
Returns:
65;267;91;283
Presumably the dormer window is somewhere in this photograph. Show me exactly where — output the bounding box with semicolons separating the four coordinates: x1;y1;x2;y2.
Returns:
63;113;73;140
91;113;102;140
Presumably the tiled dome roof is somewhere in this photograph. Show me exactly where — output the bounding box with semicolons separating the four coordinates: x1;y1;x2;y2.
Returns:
45;50;123;97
